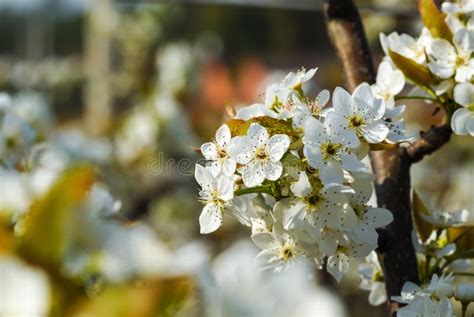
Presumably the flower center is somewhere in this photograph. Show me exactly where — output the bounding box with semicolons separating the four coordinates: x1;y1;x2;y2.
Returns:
320;142;342;160
270;96;283;111
353;204;367;217
308;101;321;115
217;146;228;159
455;55;468;67
255;147;268;160
281;244;295;261
349;114;365;128
306;194;323;209
372;270;384;283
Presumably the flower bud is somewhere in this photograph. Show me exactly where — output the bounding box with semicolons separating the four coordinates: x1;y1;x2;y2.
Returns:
434;283;454;299
455;284;474;302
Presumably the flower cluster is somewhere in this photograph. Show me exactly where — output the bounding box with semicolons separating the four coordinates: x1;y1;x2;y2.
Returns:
393;274;455;317
195;68;405;282
381;0;474;136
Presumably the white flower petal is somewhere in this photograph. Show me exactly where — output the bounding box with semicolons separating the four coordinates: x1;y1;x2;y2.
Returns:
316;89;330;106
254;249;279;271
341;153;366;172
466;116;474;136
303;145;323;169
242;160;266;187
454;82;474;107
235;103;265;120
303;116;326;145
327;253;349;283
365;208;393;227
428;61;455;79
362;121;389;143
220;159;235;176
216;124;231;147
320;159;344;185
217;176;234;201
248;123;269;145
290;172;312;197
451;108;472;135
195;164;214;189
264;160;283;181
251;232;275;250
368;282;387;306
353;83;374;106
199;203;223;234
333;86;354;115
201;142;219;160
267;134;290;161
429;39;457;63
229;136;253;164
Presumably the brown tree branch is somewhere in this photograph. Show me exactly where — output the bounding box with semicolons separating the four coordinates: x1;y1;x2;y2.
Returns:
323;0;426;315
405;124;452;163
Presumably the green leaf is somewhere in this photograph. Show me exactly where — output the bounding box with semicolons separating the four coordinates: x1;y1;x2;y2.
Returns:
418;0;453;41
19;165;96;264
389;49;437;87
447;227;474;256
412;191;435;242
226;119;250;137
250;116;294;136
70;277;193;317
226;116;295;137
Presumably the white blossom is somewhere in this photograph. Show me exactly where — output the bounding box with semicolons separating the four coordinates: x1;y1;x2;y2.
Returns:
283;172;357;235
380;28;433;65
372;61;405;108
358;251;387;306
396;296;452;317
253;212;310;273
331;84;389;144
195;164;234;234
282;67;317;91
303;116;366;186
393;274;454;317
229;123;290;187
201;124;236;176
326;242;374;283
455;284;474;302
452;82;474;136
428;30;474;82
292;90;330;129
348;180;393;245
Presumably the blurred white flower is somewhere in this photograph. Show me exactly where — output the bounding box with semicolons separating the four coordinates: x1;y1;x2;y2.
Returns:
428;30;474;82
372;61;405;108
452;82;474;136
0;256;51;317
200;240;346;317
396;296;452;317
455;284;474;302
358;251;387;306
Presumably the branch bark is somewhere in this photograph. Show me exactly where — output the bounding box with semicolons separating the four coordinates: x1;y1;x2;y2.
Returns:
405;124;452;163
322;0;453;315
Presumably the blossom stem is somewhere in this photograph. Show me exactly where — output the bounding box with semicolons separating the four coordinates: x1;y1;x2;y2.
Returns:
424;256;431;281
454;272;474;277
394;95;439;103
235;186;273;196
461;302;468;317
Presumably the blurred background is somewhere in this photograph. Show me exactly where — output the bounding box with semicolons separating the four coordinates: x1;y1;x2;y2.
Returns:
0;0;473;316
